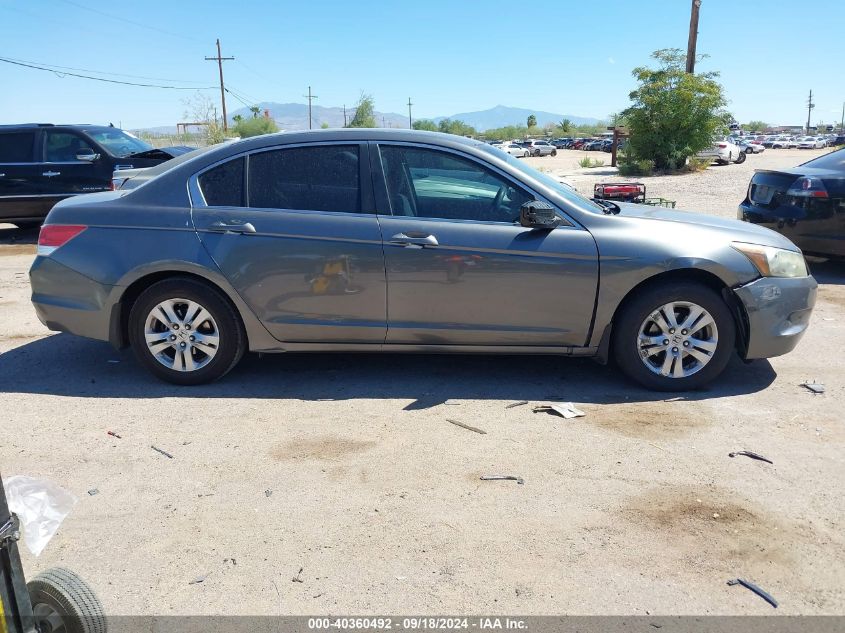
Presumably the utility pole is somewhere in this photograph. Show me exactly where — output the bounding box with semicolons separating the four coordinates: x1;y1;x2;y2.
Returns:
382;115;386;128
686;0;702;74
840;101;844;133
205;39;234;131
303;86;318;129
343;104;347;127
806;90;815;134
407;97;413;129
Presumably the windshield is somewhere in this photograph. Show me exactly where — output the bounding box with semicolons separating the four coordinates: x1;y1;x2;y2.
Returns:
800;148;845;171
83;128;153;158
479;143;605;213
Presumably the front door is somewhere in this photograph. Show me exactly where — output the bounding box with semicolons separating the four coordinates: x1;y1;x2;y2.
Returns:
38;129;112;203
373;143;599;347
191;143;387;344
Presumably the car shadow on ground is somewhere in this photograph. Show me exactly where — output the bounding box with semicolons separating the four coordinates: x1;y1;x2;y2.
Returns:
809;259;845;286
0;224;39;246
0;334;776;407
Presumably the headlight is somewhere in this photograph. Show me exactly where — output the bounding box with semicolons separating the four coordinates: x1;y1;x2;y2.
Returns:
732;242;808;278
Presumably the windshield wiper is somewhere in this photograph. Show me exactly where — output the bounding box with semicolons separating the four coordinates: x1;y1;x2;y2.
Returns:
592;198;621;215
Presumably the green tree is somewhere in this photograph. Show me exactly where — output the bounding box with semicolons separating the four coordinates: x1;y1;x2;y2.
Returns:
348;93;377;128
437;118;477;136
249;105;261;119
232;114;244;124
558;118;571;133
320;122;330;129
527;114;537;128
233;116;279;138
744;120;768;132
412;119;439;132
623;48;728;169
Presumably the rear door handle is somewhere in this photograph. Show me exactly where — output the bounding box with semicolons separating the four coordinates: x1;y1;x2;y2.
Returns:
389;232;438;248
209;221;256;234
42;171;61;177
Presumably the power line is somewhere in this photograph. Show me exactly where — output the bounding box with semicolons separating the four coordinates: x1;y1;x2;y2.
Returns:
0;55;208;84
57;0;206;43
224;88;254;109
0;56;215;89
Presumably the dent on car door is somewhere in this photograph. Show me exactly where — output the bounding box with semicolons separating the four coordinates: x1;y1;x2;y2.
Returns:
191;143;387;344
373;143;599;347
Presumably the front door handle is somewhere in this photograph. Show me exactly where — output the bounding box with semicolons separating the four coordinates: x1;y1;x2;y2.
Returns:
209;221;256;234
42;171;61;177
389;232;438;248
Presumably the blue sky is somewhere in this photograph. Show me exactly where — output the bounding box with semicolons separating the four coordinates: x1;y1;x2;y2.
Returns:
1;0;843;129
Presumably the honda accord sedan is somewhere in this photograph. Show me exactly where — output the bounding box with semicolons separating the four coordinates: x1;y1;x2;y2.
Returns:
30;129;817;390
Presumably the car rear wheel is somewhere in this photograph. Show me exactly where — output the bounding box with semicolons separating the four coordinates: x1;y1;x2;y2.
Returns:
551;150;557;156
128;278;245;385
612;282;736;391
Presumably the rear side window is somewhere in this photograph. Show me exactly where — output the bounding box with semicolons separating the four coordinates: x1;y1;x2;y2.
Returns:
248;145;360;212
0;132;36;162
198;157;244;206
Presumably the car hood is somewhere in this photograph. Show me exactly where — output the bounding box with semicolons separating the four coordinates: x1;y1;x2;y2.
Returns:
611;202;801;251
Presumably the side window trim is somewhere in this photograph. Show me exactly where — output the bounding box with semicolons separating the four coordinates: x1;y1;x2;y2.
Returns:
190;141;374;213
373;141;574;227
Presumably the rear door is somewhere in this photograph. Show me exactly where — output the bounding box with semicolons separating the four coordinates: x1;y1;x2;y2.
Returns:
372;142;598;347
0;129;46;222
191;142;387;344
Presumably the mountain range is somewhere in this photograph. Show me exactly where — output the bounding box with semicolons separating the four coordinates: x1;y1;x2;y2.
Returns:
139;104;600;135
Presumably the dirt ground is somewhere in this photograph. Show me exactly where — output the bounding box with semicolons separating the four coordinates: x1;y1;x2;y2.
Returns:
0;147;843;616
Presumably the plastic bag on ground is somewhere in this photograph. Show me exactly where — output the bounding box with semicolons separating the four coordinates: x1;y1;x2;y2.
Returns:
3;475;77;556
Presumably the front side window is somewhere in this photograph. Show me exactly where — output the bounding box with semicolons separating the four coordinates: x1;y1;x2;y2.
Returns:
248;145;361;213
44;131;96;162
198;157;245;207
378;145;534;222
0;132;35;162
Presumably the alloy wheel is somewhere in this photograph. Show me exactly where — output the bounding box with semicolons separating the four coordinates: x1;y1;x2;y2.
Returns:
144;298;219;372
636;301;719;378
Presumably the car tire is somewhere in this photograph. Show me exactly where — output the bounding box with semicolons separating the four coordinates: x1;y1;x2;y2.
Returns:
611;281;736;391
734;151;746;164
27;567;107;633
744;147;753;154
551;150;557;156
128;277;246;385
523;151;529;158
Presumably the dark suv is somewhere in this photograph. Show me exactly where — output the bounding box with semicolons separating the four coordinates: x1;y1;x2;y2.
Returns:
0;123;189;227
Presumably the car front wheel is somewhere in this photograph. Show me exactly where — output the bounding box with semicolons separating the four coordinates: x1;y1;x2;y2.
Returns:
734;151;746;164
128;278;246;385
612;282;736;391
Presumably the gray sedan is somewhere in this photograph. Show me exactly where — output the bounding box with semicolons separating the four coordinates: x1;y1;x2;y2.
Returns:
30;129;816;390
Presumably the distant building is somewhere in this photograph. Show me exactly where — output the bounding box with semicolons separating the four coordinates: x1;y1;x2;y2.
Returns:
766;125;805;134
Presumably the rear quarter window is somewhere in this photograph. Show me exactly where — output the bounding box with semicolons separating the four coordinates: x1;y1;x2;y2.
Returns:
0;132;36;162
198;157;245;206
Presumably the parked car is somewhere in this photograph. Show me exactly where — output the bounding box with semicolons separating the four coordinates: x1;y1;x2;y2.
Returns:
552;138;573;149
797;136;825;149
30;129;815;391
735;139;765;154
771;136;793;149
0;123;192;227
499;143;530;158
520;140;557;156
739;147;845;258
699;138;746;164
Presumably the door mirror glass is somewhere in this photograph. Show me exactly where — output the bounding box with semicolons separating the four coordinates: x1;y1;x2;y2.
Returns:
76;149;100;162
519;200;559;229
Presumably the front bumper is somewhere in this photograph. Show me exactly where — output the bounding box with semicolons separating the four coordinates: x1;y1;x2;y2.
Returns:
29;256;118;344
733;275;817;359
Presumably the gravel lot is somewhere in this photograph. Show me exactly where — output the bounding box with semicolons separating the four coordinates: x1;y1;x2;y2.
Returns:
0;147;843;616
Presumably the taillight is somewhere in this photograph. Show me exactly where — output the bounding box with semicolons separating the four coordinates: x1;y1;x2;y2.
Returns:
718;143;727;148
786;176;829;198
37;225;87;256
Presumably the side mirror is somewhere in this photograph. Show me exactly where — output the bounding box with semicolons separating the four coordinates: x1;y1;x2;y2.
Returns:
76;149;100;162
519;200;559;229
